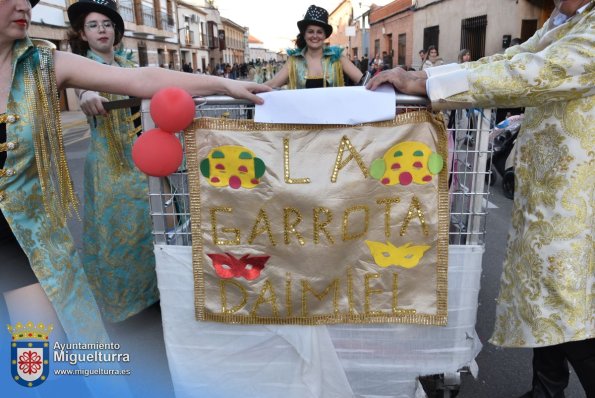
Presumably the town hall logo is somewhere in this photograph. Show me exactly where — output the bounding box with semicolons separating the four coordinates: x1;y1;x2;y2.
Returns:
7;321;53;387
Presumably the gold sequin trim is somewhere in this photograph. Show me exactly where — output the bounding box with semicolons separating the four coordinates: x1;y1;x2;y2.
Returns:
191;110;438;132
0;114;19;124
99;93;131;174
0;141;18;152
0;169;16;178
128;125;142;139
185;127;207;321
24;47;79;220
127;111;141;122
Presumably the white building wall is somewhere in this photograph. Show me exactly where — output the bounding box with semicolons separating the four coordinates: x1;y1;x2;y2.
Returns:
412;0;543;65
31;1;67;26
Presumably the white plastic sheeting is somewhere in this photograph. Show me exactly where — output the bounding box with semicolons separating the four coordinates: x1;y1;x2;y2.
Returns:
155;244;483;398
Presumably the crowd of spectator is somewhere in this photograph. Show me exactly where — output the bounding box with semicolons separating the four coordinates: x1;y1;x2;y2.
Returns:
175;60;284;82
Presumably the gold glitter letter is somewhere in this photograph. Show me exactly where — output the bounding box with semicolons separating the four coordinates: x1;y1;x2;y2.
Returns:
285;273;293;317
364;273;385;316
376;197;401;239
220;280;248;314
313;207;335;245
400;196;429;237
392;273;399;313
284;207;306;245
248;208;277;246
347;267;355;315
331;136;369;183
342;205;369;241
211;207;241;245
250;280;280;317
301;279;340;317
284;137;310;184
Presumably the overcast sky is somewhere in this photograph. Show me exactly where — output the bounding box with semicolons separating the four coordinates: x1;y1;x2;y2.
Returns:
214;0;343;51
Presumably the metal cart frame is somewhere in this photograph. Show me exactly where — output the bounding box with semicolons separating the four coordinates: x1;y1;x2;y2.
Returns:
141;95;493;398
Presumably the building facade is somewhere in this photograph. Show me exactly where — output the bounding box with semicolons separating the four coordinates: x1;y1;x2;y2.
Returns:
177;1;209;72
411;0;553;68
221;17;247;66
327;0;399;65
328;1;353;57
248;35;266;63
369;0;414;69
119;0;179;68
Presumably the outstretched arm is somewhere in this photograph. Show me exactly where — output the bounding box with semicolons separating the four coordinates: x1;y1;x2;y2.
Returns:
340;55;363;84
55;51;271;104
265;62;289;88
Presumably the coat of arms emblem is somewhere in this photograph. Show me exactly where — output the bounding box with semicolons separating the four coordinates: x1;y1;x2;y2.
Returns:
7;321;53;387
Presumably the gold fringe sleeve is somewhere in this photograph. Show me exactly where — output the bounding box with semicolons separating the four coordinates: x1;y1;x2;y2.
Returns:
288;57;298;90
333;59;345;87
26;47;79;221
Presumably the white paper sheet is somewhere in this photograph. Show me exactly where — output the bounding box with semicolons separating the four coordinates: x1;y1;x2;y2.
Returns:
254;85;396;125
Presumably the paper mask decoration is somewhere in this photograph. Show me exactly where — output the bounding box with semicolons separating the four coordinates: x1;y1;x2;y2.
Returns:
200;145;266;189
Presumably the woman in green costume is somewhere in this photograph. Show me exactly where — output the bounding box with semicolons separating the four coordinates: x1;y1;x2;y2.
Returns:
266;5;363;89
0;0;269;364
66;0;159;322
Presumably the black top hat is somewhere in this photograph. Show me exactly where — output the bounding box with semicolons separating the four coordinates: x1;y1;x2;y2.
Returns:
67;0;125;40
297;5;333;37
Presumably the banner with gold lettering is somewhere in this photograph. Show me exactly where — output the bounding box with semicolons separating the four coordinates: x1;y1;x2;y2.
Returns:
185;111;449;325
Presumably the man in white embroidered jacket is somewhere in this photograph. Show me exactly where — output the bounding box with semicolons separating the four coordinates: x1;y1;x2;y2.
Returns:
367;1;594;397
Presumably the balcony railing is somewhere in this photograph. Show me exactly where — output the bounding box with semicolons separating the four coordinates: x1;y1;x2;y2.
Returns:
141;5;156;28
161;12;175;32
207;35;219;49
119;2;135;23
185;30;195;45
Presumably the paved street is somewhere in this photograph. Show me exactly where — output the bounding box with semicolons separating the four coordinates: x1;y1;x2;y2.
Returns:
61;110;585;398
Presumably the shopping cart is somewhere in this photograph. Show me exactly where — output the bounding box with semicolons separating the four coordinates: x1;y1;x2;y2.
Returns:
141;95;492;398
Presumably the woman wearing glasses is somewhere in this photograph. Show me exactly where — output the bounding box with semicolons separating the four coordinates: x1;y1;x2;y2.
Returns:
0;0;268;387
65;0;160;324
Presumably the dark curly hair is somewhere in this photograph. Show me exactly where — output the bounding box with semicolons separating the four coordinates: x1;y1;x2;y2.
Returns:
295;33;306;49
66;13;123;56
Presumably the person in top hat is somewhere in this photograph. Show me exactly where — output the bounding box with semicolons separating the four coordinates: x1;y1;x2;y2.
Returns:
1;0;268;391
266;4;362;89
65;0;161;323
367;1;594;396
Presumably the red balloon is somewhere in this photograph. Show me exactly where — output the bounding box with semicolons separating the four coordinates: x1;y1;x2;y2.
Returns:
150;87;195;133
132;128;183;177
